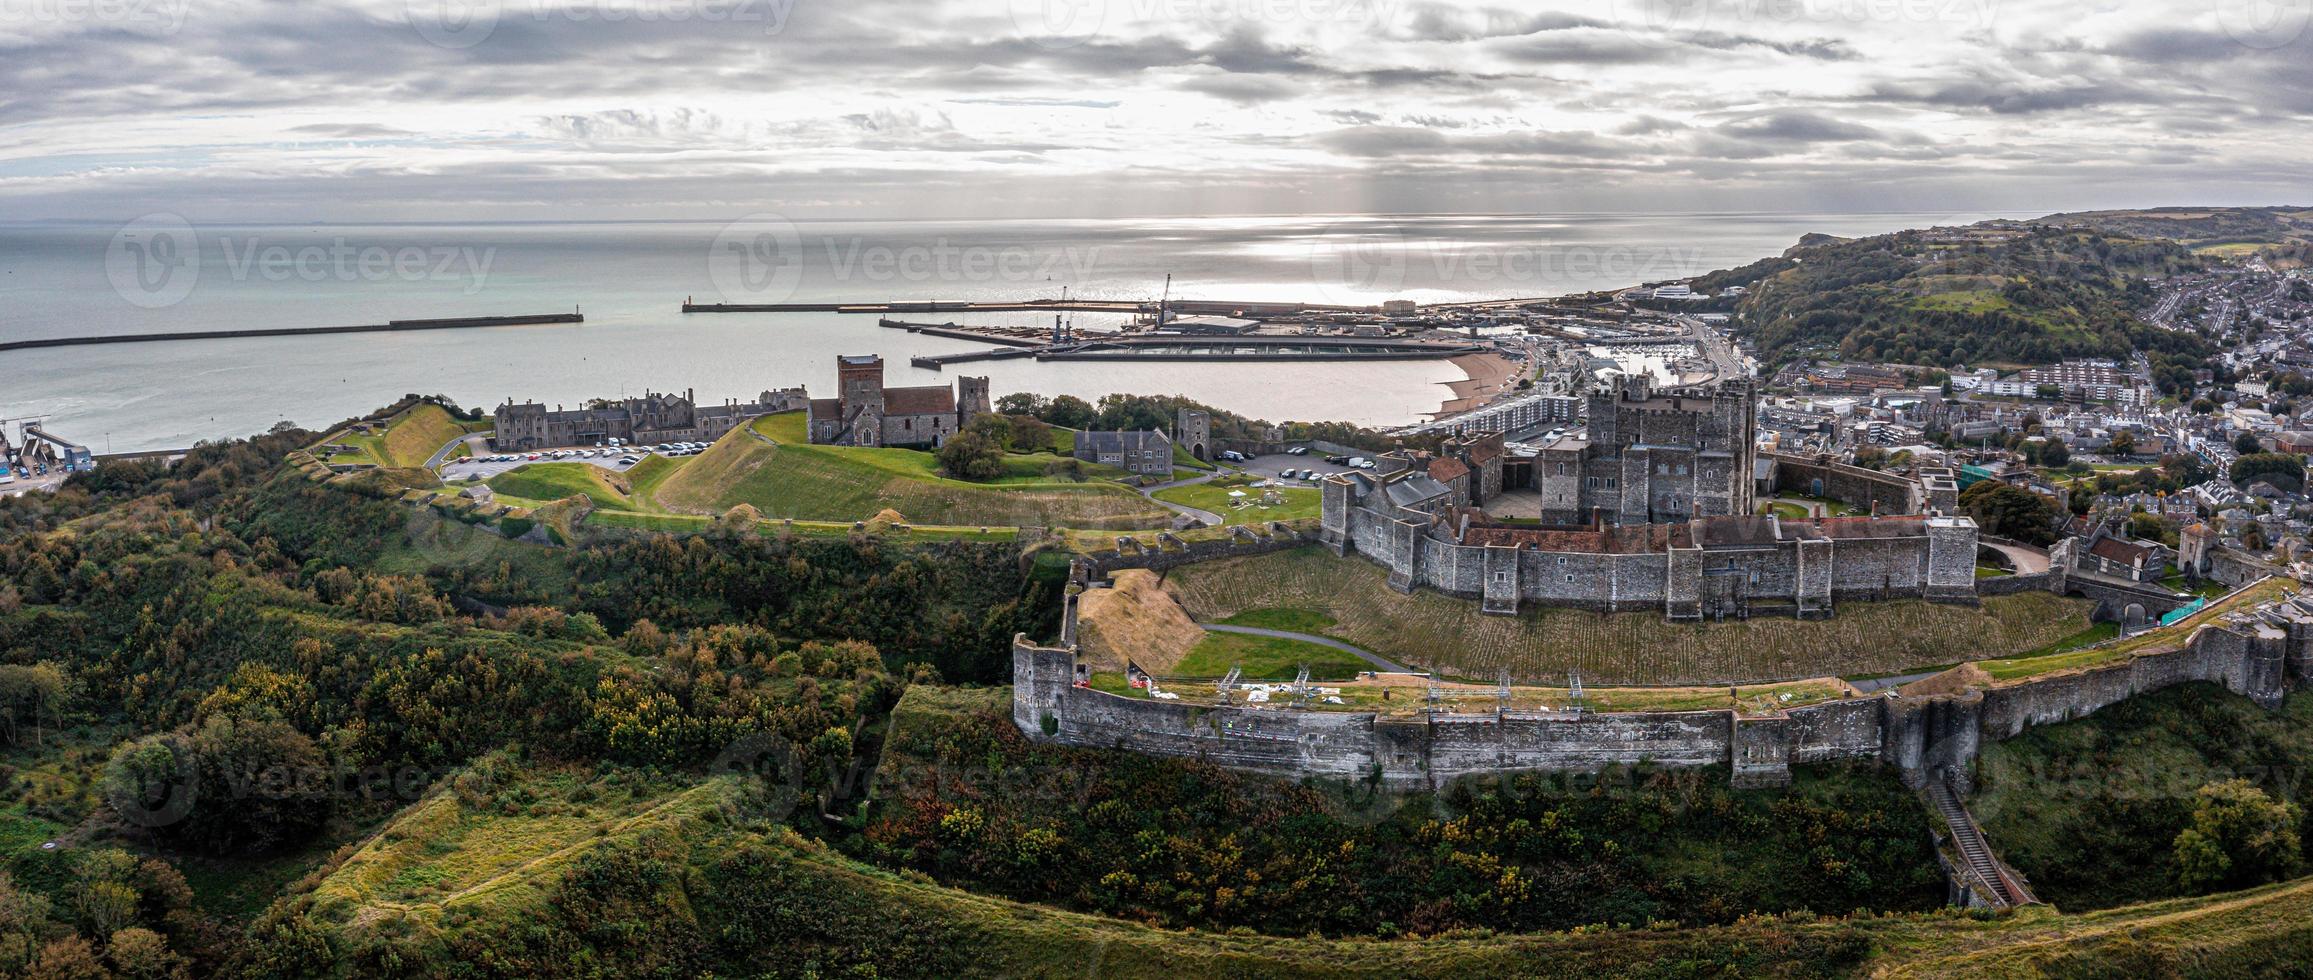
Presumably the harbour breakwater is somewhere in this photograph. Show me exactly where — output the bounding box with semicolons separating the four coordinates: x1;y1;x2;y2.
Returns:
0;313;585;353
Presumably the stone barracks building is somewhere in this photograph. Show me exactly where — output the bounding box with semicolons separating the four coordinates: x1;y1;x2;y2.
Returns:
495;387;808;451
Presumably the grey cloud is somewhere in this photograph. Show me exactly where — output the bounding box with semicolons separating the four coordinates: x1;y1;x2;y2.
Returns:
1716;111;1882;143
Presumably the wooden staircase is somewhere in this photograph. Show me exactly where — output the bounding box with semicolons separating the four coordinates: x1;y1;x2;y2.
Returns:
1928;772;2035;908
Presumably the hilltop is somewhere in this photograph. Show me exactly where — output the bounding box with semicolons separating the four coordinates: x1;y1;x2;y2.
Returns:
1730;223;2214;369
651;412;1172;530
2027;205;2313;258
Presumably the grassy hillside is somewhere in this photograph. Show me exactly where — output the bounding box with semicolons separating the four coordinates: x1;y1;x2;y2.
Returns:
2031;206;2313;250
1973;683;2313;912
485;461;640;510
654;413;1171;529
317;403;479;468
1737;224;2210;368
1164;546;2097;685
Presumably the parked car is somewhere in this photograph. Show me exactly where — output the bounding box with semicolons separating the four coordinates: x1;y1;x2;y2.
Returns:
1325;455;1350;465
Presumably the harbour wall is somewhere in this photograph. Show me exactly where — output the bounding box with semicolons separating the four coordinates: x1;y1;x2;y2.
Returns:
0;313;584;353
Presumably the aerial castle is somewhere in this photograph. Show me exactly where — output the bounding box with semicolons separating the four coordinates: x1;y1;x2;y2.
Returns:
1321;376;1979;619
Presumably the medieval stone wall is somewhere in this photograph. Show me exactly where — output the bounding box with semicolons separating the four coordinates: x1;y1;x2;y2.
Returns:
1767;452;1922;515
1012;592;2305;791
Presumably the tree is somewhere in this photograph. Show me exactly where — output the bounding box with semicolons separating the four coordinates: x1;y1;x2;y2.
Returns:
2036;383;2063;401
102;716;331;855
2230;453;2305;488
2173;779;2303;894
2107;430;2138;458
1039;395;1096;430
994;392;1045;416
1959;481;2062;546
25;937;106;980
0;663;74;748
936;420;1007;483
1004;415;1053;454
2235;431;2265;456
106;928;188;980
2039;437;2069;467
2127;511;2169;545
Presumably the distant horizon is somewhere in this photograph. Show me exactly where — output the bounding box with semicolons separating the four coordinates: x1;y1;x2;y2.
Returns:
9;203;2310;229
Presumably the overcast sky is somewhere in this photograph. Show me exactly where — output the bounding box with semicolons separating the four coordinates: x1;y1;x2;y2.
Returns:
1;0;2308;221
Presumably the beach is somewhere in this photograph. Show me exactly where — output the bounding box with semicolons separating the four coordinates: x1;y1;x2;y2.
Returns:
1434;352;1523;418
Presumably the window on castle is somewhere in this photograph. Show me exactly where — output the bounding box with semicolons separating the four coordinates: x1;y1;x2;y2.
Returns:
1556;557;1567;566
1564;574;1575;583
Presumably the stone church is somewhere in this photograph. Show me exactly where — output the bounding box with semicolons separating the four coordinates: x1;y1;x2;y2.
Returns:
806;354;992;449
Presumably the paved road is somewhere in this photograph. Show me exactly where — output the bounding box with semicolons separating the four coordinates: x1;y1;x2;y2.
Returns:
1202;624;1413;673
1139;471;1224;526
426;432;493;471
1983;541;2051;575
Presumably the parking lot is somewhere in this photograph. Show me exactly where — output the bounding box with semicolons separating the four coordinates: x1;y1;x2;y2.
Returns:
1236;451;1359;484
437;443;706;481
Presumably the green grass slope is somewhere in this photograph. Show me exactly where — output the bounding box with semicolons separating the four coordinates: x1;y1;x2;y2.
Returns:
486;462;639;511
654;413;1171;529
1165;546;2097;685
1972;683;2313;912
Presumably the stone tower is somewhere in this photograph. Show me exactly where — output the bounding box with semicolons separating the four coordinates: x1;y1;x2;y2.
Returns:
1176;408;1212;461
957;375;993;423
836;354;887;447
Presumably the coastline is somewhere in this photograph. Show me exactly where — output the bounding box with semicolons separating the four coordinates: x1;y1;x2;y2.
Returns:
1434;352;1521;418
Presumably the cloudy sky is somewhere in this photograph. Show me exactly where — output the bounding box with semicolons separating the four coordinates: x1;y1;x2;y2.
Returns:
1;0;2309;221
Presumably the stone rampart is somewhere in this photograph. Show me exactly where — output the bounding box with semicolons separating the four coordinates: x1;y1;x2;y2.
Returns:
1083;525;1320;576
1011;588;2306;789
1767;452;1922;515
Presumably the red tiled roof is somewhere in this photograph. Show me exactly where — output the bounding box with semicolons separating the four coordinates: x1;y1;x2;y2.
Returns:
882;385;956;416
1459;521;1690;554
808;398;842;423
1428;458;1471;483
2089;537;2153;566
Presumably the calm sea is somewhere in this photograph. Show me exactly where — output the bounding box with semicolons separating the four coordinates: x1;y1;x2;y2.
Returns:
0;211;2016;453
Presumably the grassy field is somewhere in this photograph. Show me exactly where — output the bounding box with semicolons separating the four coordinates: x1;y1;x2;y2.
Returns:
486;462;641;511
1165;547;2099;685
1152;481;1319;525
1173;629;1368;680
652;413;1171;529
304;757;721;932
317;403;479;468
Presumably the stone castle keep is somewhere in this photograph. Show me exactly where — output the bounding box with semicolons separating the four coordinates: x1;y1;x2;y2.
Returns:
1321;377;1979;619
